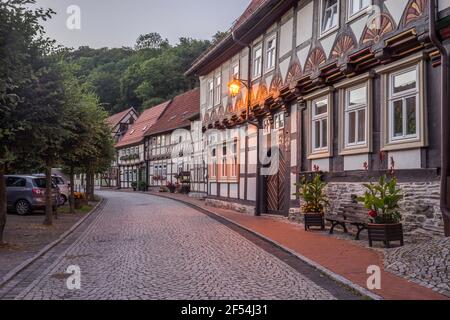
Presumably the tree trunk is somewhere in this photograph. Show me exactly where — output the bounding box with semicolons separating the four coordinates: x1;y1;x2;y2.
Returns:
0;164;7;244
90;173;95;201
86;171;92;202
69;167;75;214
43;163;53;226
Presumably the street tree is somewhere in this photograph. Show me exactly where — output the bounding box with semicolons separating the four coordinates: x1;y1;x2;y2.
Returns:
0;0;55;243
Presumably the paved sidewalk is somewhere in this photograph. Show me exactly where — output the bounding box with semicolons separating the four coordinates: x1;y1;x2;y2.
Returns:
147;191;449;300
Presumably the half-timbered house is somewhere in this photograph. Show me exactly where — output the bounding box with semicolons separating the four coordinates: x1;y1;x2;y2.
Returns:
74;107;139;191
116;103;168;189
186;0;450;238
144;89;201;190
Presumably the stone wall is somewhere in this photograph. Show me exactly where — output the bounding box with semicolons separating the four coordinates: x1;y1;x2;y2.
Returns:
290;181;445;241
205;198;255;215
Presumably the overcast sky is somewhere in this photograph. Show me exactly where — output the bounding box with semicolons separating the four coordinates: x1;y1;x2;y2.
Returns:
33;0;250;49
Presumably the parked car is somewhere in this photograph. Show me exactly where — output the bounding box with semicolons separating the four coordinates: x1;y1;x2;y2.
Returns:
34;174;69;205
5;175;60;215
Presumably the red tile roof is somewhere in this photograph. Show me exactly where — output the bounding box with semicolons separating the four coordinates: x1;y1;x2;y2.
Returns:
145;88;200;136
115;103;169;148
107;107;136;128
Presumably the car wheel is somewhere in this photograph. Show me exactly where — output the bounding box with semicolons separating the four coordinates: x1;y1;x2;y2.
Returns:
15;200;31;216
59;194;67;206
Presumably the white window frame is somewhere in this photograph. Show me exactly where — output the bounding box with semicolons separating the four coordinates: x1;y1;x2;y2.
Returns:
344;84;368;148
207;79;214;108
229;138;239;180
274;112;285;130
378;53;427;151
388;65;420;143
253;44;263;79
311;98;329;152
305;87;334;159
220;142;227;180
336;74;373;156
265;34;277;72
214;74;222;106
347;0;371;21
232;62;240;80
320;0;340;37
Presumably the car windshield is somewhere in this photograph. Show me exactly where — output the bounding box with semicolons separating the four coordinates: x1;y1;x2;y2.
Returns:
33;178;57;189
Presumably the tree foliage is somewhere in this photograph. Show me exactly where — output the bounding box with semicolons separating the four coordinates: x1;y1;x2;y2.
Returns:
0;0;56;241
63;34;211;114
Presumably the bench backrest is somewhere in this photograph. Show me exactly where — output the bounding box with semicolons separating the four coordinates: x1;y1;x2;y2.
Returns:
341;203;368;222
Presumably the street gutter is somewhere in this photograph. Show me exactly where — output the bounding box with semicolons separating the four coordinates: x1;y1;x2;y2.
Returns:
143;191;382;300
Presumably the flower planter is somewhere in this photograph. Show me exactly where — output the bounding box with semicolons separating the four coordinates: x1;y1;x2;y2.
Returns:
74;199;83;210
304;213;325;231
368;223;404;248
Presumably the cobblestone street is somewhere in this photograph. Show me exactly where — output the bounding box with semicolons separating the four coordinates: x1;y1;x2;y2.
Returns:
1;191;361;300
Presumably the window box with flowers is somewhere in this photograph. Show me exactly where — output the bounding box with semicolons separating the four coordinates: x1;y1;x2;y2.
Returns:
294;167;329;231
152;175;167;183
358;174;404;248
120;154;140;162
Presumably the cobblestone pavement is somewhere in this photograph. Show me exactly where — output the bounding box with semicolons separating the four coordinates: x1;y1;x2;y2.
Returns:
3;191;361;300
385;238;450;297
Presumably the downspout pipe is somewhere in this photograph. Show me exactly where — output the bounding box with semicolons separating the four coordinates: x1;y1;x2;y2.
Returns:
232;31;262;217
429;0;450;236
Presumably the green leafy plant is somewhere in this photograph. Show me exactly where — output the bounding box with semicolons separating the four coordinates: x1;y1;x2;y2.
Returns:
357;175;403;224
138;181;148;191
294;173;329;214
131;182;138;190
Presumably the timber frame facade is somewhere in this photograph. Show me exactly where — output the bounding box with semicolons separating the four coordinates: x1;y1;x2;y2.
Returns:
116;103;168;189
187;0;450;237
144;89;205;193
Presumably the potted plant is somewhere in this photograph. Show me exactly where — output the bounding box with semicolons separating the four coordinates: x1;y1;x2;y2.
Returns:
73;192;85;209
294;169;329;231
131;182;138;191
166;181;176;193
358;175;404;248
139;181;148;192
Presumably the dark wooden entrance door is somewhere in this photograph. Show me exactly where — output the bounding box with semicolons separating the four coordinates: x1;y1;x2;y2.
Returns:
265;130;288;216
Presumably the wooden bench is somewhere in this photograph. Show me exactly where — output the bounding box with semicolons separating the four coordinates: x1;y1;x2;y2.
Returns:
326;204;368;240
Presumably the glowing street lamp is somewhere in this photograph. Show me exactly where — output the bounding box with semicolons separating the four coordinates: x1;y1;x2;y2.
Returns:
228;78;248;97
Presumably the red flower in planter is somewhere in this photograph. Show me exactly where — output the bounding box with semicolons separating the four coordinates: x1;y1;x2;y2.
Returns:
363;161;369;171
368;210;378;218
390;157;396;176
